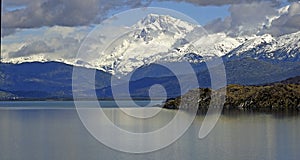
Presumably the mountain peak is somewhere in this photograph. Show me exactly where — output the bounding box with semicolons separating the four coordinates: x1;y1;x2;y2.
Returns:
134;14;195;33
140;14;179;25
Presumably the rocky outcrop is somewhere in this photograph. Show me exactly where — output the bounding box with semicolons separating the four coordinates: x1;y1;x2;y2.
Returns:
163;82;300;111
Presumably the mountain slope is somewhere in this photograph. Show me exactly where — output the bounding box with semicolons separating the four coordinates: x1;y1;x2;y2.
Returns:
225;31;300;62
278;76;300;84
1;57;299;100
96;58;300;99
0;62;111;99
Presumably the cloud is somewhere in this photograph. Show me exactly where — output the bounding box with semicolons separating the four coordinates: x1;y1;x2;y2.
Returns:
204;1;300;37
2;26;89;59
263;2;300;36
1;0;151;32
9;41;54;58
169;0;280;6
227;2;277;36
1;28;17;37
2;0;101;28
1;0;296;39
203;17;231;34
1;0;282;37
229;2;276;26
2;0;40;6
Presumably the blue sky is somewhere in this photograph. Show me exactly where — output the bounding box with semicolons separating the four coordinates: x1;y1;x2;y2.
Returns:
149;1;230;25
103;1;231;25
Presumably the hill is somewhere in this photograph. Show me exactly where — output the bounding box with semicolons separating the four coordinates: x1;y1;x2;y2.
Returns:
163;76;300;111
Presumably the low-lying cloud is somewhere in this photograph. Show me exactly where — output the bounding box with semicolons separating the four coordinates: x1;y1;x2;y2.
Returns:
9;41;54;58
3;26;88;59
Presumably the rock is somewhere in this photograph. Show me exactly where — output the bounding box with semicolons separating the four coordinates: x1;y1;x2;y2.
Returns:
163;82;300;112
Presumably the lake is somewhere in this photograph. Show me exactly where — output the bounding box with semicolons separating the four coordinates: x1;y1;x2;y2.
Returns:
0;101;299;160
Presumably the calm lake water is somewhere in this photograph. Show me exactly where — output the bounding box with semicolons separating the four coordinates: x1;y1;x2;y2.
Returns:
0;101;299;160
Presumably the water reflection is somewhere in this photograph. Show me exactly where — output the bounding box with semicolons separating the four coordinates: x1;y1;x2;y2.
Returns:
0;107;299;160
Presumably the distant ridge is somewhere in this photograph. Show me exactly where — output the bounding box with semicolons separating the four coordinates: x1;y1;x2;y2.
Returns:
1;60;300;100
278;76;300;84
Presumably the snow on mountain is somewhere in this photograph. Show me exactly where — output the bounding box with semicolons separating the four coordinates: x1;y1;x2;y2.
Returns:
134;14;195;36
189;33;245;57
278;4;290;15
89;14;201;76
1;55;49;64
2;14;299;77
0;54;102;71
226;31;300;61
227;34;275;57
87;14;245;76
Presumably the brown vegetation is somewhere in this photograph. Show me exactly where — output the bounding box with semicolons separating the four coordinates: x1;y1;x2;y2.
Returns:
163;83;300;112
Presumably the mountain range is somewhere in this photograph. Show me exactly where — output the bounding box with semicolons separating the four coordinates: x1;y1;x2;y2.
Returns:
0;14;299;100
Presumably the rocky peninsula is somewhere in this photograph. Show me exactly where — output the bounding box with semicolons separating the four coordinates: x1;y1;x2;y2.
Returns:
163;76;300;112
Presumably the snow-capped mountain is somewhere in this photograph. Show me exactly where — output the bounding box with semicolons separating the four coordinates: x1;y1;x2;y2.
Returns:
87;14;247;76
92;14;299;76
2;14;300;77
226;31;300;62
90;14;203;76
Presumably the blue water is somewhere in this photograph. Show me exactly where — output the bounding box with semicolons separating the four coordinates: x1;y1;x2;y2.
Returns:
0;100;163;109
0;102;299;160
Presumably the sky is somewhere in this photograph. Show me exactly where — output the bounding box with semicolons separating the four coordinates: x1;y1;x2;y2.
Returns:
149;1;230;25
1;0;300;61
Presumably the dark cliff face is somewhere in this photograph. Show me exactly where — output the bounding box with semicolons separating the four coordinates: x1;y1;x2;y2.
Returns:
163;77;300;111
